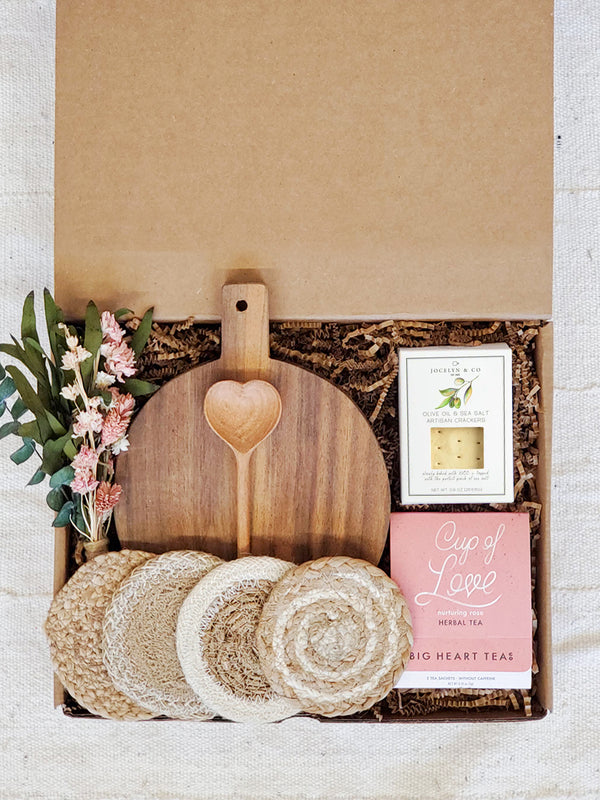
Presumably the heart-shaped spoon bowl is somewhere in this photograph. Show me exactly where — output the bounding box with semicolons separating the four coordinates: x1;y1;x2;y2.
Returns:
204;380;282;455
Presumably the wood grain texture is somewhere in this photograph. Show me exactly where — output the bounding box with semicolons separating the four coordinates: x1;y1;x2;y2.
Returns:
115;285;390;564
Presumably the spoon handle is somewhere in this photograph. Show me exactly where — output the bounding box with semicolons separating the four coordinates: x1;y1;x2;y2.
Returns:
236;451;252;556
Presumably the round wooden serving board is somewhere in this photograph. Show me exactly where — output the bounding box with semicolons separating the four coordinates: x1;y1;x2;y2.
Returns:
115;284;390;564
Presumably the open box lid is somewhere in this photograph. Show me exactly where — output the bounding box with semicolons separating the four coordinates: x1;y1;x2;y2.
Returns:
55;1;553;322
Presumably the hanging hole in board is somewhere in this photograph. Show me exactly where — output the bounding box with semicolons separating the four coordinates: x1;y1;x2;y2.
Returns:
236;300;248;312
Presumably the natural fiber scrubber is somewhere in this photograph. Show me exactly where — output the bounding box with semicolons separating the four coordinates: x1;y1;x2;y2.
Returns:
44;550;156;720
103;550;223;720
256;556;413;717
176;556;301;723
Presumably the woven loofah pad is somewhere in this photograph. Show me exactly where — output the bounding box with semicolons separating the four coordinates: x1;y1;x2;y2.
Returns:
103;550;222;720
176;557;301;723
45;550;156;720
256;556;413;717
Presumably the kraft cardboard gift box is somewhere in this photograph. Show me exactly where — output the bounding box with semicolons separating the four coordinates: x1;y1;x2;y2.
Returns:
52;0;553;721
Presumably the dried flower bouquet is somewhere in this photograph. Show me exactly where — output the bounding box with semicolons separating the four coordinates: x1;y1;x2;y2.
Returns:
0;291;156;543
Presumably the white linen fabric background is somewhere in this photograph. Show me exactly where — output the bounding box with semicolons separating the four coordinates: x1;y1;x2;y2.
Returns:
1;1;598;798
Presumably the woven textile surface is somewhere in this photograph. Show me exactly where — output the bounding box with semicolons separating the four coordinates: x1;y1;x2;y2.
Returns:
103;550;223;720
45;550;156;721
176;557;300;723
1;1;599;798
256;557;413;717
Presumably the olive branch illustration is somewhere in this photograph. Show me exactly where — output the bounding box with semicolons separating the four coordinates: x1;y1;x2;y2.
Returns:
435;375;479;409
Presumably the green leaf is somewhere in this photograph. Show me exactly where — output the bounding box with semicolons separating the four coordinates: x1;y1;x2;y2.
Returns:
10;334;32;365
5;365;52;441
0;401;4;418
454;377;465;386
0;420;19;439
27;469;46;486
10;397;28;419
21;291;40;345
72;493;86;535
41;431;73;474
46;486;67;512
464;384;473;404
113;307;133;320
438;388;455;396
43;289;65;366
50;366;66;410
20;338;53;410
0;362;4;380
18;419;42;444
130;307;154;358
435;396;452;409
10;438;36;465
0;376;16;402
0;341;43;390
63;439;78;460
52;500;74;528
121;377;159;397
45;409;67;437
81;301;102;387
23;336;45;355
49;464;75;489
0;343;28;371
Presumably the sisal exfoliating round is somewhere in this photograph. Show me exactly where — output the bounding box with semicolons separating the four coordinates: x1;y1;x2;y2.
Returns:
103;550;222;720
256;556;413;717
176;556;301;723
44;550;156;720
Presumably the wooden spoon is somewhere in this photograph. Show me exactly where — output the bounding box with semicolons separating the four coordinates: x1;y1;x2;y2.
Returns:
204;380;282;555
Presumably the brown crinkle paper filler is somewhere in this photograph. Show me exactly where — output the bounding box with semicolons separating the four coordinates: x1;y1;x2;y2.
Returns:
113;317;544;720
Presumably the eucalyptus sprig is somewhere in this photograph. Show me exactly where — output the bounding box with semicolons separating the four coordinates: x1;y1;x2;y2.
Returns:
435;375;478;410
0;290;157;538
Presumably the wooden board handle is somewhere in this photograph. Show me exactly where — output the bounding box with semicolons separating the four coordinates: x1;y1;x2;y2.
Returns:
220;284;270;379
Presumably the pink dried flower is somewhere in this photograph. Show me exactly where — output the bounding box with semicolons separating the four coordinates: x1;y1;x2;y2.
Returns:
113;391;135;417
61;346;92;372
71;445;99;472
95;481;122;515
101;407;131;446
100;391;134;447
73;408;104;437
101;341;136;382
71;471;99;495
101;311;124;344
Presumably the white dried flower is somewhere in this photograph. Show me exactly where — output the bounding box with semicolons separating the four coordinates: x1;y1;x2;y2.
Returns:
61;346;92;371
60;383;80;401
110;435;130;456
95;370;116;390
58;322;79;350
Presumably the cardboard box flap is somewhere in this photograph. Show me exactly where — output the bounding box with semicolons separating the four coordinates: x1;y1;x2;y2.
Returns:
55;1;553;322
